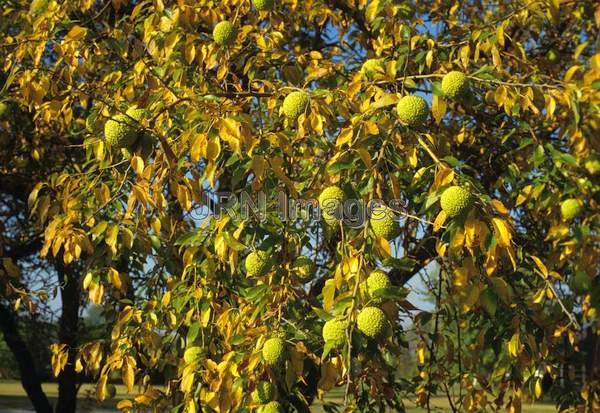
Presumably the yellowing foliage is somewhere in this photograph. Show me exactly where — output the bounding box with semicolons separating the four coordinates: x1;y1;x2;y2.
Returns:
2;0;599;411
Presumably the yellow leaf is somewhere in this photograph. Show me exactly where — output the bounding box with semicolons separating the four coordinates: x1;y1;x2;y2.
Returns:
89;282;104;305
435;239;447;257
545;95;556;119
508;333;520;357
363;121;379;135
532;288;546;304
494;85;508;105
464;217;482;249
460;44;470;68
434;167;454;189
121;228;134;249
251;154;265;180
109;267;122;289
355;148;372;168
425;49;433;68
176;184;192;211
131;155;144;175
181;363;196;393
98;184;110;205
185;41;196;64
66;25;87;41
341;256;360;280
564;65;580;82
374;236;391;258
186;399;197;413
365;0;380;22
433;210;447;232
491;217;512;247
369;93;399;111
322;279;335;311
530;255;548;278
490;199;509;215
431;95;446;124
534;378;542;399
96;374;107;401
336;128;353;147
408;147;418;168
105;224;119;254
117;400;133;409
123;356;135;393
496;24;505;47
201;306;211;327
190;133;207;162
51;344;68;377
450;229;465;253
491;45;502;69
515;184;532;206
206;137;221;161
505;245;517;271
416;344;426;364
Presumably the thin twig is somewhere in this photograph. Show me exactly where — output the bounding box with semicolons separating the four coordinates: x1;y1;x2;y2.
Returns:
417;135;443;165
544;279;581;331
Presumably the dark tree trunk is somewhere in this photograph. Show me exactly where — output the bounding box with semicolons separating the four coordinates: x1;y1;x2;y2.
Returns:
0;303;53;413
54;262;81;413
584;326;599;382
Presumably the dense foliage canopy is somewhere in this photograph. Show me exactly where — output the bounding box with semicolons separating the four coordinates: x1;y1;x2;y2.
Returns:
1;0;599;411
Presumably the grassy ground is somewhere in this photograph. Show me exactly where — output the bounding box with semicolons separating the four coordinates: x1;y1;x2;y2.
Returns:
0;381;558;412
0;381;119;412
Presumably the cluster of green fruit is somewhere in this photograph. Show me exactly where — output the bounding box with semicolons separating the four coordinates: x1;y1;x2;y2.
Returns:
245;250;315;282
322;269;393;348
560;198;582;221
103;107;156;158
211;0;275;47
361;63;471;125
0;101;8;118
254;336;286;412
251;380;282;413
394;71;469;126
318;186;404;238
317;183;477;240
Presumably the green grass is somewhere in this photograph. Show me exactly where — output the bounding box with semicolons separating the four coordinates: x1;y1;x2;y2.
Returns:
0;381;122;411
0;381;558;412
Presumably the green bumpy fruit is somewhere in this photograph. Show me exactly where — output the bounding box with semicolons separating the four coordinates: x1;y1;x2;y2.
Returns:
440;186;473;218
292;255;315;281
441;71;469;98
361;58;384;77
282;91;309;120
104;107;146;149
560;198;582;221
396;95;429;127
322;317;348;348
262;337;286;366
261;401;283;413
584;158;600;175
138;132;157;159
253;0;274;11
213;21;237;46
29;0;48;15
370;205;399;240
319;186;345;224
366;270;391;304
571;271;591;295
251;381;274;403
357;306;387;338
245;250;270;277
0;102;7;118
